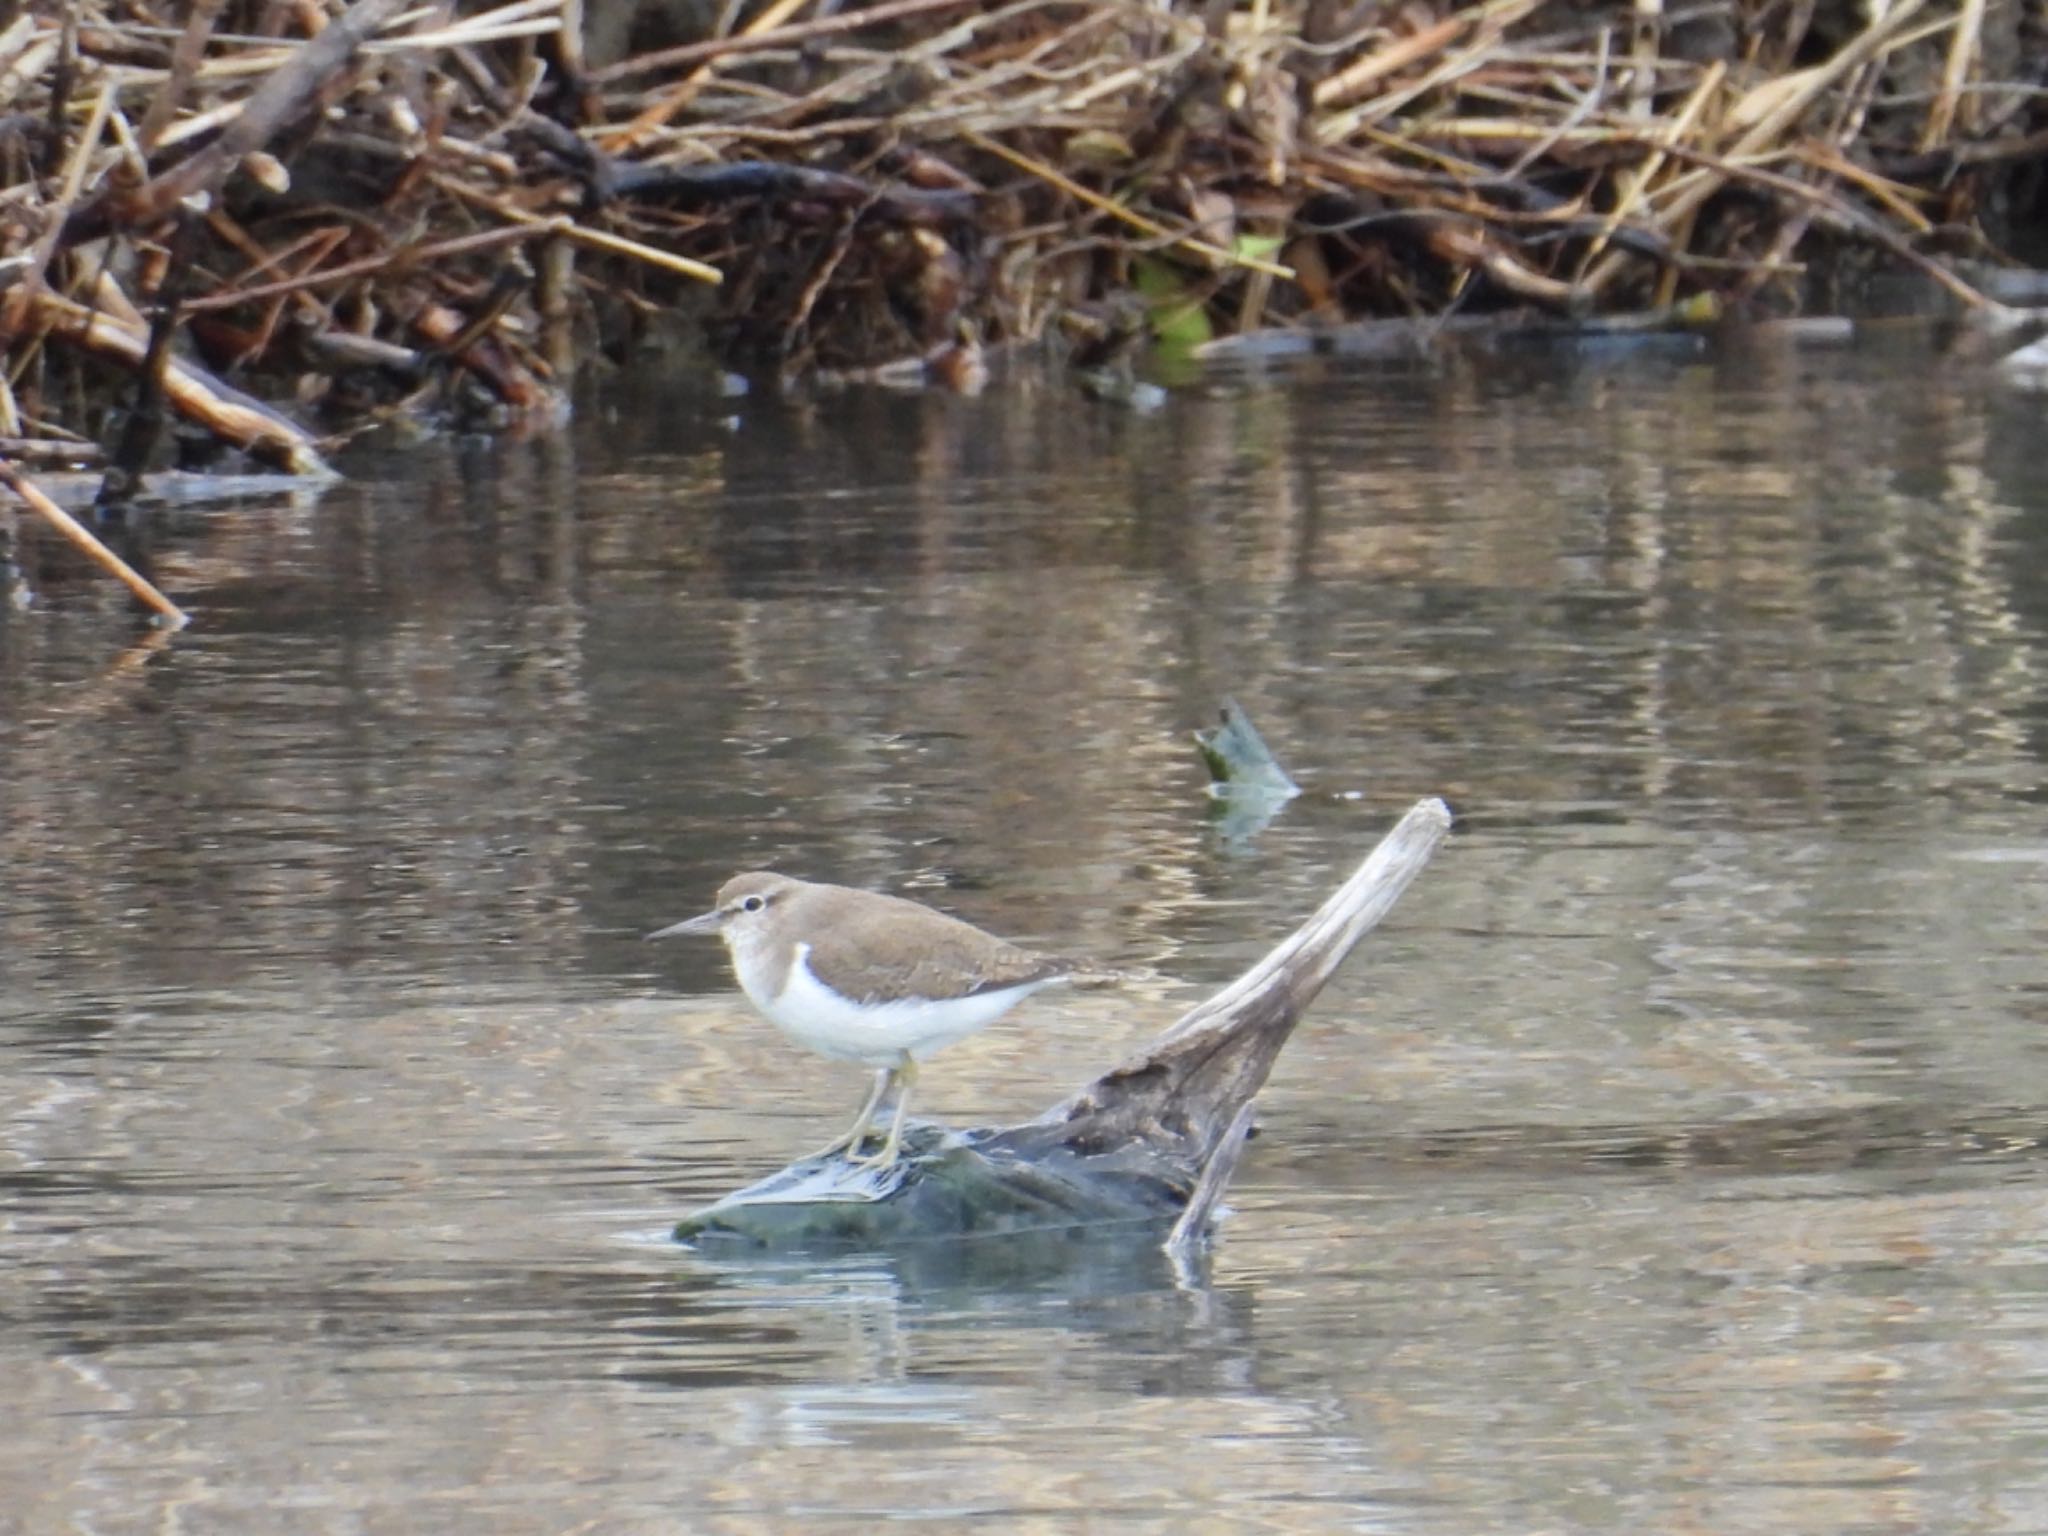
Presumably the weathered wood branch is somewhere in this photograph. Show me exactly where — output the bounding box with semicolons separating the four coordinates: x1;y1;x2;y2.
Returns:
1016;795;1455;1165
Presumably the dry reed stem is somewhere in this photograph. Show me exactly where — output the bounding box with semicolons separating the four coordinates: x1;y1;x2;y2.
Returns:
964;131;1295;279
77;0;416;236
1502;28;1610;179
1657;143;1995;309
592;0;978;85
0;459;189;627
1923;0;1985;147
135;0;225;151
0;24;57;112
176;224;540;311
0;14;34;62
1582;59;1725;295
608;0;879;146
1724;0;1928;143
1313;13;1467;111
1627;0;1660;120
1321;0;1549;139
2;0;2035;459
21;79;116;298
87;271;148;330
430;174;725;283
1798;143;1936;233
559;221;726;283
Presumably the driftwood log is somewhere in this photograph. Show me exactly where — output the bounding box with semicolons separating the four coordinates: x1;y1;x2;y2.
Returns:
677;796;1453;1254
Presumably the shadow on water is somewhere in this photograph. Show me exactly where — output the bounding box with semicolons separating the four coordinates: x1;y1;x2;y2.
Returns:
628;1229;1261;1399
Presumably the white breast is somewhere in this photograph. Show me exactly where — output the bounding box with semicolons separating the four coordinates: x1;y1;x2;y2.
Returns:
745;942;1054;1066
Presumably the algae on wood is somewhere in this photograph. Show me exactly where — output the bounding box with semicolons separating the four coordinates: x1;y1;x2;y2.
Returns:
1194;698;1301;844
1193;698;1300;800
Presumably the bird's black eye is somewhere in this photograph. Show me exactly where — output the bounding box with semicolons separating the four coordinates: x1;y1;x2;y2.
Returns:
741;894;766;912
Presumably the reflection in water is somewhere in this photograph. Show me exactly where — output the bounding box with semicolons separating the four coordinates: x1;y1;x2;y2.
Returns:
4;338;2048;1532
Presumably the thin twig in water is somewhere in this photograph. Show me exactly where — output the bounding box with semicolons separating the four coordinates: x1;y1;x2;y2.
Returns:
0;459;189;627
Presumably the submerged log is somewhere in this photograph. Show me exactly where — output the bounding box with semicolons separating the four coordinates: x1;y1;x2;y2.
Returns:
677;795;1454;1251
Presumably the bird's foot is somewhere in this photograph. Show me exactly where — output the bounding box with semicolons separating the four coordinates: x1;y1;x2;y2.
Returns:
842;1130;902;1170
807;1127;875;1162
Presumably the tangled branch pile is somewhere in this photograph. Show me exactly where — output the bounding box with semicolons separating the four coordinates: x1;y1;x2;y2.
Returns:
2;0;2043;467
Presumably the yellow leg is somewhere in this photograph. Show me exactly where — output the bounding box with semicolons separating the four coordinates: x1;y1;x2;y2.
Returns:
811;1067;893;1160
847;1057;918;1169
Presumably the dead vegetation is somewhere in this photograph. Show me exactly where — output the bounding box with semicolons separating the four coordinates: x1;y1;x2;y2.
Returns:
0;0;2043;474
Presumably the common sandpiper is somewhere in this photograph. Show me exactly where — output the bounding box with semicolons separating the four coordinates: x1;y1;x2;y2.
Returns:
648;872;1077;1168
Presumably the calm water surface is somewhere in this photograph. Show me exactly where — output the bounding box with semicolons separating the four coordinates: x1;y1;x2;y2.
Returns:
4;335;2048;1533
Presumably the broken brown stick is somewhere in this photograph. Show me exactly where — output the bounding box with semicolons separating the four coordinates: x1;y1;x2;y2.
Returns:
34;291;332;475
135;0;227;153
180;224;545;314
0;459;188;627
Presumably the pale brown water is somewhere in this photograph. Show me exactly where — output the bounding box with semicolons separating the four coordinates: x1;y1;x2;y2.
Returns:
5;333;2048;1533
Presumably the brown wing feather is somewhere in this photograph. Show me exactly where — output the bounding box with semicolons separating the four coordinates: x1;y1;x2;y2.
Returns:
792;883;1073;1004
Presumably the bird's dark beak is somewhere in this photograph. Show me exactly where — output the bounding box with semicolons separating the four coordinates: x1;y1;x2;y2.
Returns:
645;908;724;940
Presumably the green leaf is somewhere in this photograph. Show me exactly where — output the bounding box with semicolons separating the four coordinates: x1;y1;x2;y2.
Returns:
1233;232;1285;264
1133;257;1212;351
